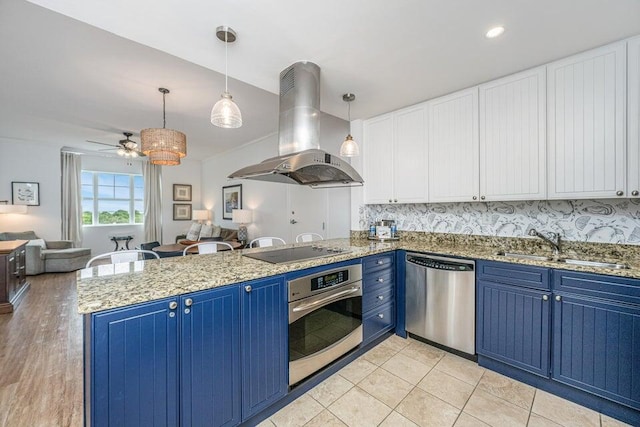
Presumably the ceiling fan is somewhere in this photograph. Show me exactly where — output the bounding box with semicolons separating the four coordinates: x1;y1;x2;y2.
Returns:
86;132;146;158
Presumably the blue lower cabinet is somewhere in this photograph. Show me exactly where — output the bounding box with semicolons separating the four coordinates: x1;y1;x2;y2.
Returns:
180;286;241;427
90;299;179;427
476;279;551;377
241;277;288;420
363;301;395;344
553;293;640;410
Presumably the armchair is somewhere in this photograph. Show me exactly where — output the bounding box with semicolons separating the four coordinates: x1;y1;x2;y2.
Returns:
0;231;92;275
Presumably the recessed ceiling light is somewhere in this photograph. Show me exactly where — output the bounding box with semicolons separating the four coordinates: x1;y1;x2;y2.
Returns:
485;26;505;39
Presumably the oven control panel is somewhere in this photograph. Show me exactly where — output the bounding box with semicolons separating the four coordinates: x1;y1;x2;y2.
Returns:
311;270;349;291
288;263;363;302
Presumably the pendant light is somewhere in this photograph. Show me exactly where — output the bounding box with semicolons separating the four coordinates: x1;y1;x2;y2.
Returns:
141;88;187;166
211;26;242;128
340;93;360;157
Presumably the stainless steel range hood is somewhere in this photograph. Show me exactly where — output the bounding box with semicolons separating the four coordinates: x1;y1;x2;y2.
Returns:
228;61;363;188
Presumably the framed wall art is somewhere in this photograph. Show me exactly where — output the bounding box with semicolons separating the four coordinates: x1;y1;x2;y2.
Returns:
173;184;192;201
222;184;242;220
173;204;192;221
12;181;40;206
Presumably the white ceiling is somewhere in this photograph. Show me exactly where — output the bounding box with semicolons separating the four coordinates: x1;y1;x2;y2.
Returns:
2;0;640;159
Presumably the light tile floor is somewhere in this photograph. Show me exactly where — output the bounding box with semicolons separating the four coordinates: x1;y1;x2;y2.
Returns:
259;336;632;427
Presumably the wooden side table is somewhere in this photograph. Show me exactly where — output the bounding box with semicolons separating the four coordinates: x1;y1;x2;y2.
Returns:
110;235;133;251
0;240;30;314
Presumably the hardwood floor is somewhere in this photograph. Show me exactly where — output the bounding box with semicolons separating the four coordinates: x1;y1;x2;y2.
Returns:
0;272;83;426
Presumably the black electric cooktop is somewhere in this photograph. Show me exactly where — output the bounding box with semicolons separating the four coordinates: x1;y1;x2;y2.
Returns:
243;245;351;264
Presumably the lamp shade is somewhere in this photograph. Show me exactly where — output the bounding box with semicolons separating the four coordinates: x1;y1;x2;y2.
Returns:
140;128;187;165
192;209;209;221
211;92;243;128
0;204;27;214
340;134;360;157
231;209;252;224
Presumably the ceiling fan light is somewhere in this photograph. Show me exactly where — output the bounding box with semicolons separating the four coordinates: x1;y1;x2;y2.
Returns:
211;92;243;128
340;134;360;157
117;148;126;156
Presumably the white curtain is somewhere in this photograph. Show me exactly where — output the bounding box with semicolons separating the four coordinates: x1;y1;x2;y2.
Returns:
143;162;163;243
61;152;83;247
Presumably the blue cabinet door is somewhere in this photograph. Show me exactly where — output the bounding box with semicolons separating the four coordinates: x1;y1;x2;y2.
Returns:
180;286;241;427
91;298;179;427
241;276;288;420
477;280;551;377
553;293;640;410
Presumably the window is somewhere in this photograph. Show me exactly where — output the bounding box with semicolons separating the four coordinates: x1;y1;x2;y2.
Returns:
82;171;144;225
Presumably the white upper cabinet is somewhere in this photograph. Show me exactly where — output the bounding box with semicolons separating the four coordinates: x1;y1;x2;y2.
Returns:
363;106;427;204
628;36;640;198
479;67;546;201
363;114;394;204
547;42;627;199
428;88;479;203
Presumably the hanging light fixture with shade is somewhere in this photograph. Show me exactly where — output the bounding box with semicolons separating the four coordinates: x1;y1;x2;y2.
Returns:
340;93;360;157
140;88;187;166
211;26;243;129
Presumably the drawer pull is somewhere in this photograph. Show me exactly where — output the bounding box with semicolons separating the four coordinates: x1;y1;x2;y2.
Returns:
542;295;548;301
377;277;384;283
377;313;384;319
169;301;178;310
555;295;562;302
376;260;384;265
377;295;384;300
184;298;193;307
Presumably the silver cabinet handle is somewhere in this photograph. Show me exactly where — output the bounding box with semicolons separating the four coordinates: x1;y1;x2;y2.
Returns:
555;295;562;302
169;301;178;310
472;196;477;200
632;190;639;197
377;260;384;265
245;285;252;293
184;298;193;307
377;295;384;300
616;190;624;196
480;196;486;200
377;277;384;283
377;313;384;319
542;295;548;301
292;287;360;313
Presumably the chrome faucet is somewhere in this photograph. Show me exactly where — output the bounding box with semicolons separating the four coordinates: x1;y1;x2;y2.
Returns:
528;229;561;260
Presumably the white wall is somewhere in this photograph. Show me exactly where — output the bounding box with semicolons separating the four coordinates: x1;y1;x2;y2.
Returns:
161;158;202;244
202;113;353;243
0;140;63;240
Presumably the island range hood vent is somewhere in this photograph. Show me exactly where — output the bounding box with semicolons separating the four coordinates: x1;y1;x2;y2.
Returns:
228;61;364;188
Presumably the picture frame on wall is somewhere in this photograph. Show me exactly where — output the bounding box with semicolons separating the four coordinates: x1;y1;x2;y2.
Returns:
12;181;40;206
173;184;192;201
222;184;242;220
173;204;192;221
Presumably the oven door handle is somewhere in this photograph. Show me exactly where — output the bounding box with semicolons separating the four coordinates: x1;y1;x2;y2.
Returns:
292;286;360;313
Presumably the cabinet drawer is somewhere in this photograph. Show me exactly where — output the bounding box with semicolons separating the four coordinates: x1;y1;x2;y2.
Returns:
363;253;395;274
363;302;395;344
478;260;550;290
553;270;640;306
364;269;394;289
363;285;394;313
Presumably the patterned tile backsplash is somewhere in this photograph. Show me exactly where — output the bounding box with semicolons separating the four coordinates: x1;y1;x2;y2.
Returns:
360;199;640;245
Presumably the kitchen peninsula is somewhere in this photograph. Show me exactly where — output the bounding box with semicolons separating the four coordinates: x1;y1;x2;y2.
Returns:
78;236;640;426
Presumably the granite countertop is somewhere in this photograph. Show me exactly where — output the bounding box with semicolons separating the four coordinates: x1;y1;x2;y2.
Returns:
77;237;640;314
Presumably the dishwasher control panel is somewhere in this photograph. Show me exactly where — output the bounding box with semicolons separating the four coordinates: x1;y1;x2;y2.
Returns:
406;255;474;272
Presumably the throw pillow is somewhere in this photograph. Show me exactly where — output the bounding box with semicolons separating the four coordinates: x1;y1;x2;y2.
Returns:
185;223;202;241
27;238;46;249
199;224;213;239
211;225;222;238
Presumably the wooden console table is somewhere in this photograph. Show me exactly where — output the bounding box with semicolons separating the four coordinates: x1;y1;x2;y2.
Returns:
0;240;30;314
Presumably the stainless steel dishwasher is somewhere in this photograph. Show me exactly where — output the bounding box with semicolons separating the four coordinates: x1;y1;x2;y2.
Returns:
405;253;476;356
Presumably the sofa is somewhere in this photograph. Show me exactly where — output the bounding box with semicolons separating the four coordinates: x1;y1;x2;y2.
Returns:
0;231;92;275
175;224;238;245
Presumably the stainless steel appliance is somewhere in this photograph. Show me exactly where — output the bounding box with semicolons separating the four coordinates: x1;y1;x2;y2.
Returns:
405;253;476;356
228;61;364;188
288;263;363;385
243;245;351;264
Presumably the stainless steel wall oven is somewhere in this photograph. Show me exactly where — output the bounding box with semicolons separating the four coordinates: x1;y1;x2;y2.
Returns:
288;263;363;385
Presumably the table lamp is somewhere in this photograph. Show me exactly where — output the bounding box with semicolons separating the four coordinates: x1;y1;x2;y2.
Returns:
193;209;209;224
232;209;252;244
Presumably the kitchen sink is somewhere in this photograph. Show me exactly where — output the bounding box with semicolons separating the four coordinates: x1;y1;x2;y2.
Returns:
495;252;553;261
495;252;629;270
558;258;629;270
